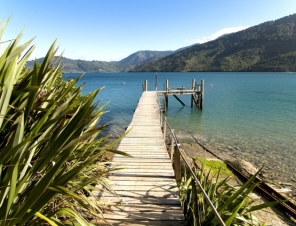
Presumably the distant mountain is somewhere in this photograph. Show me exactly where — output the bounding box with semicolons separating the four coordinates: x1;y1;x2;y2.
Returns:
26;50;174;73
131;14;296;72
26;57;123;73
118;50;173;65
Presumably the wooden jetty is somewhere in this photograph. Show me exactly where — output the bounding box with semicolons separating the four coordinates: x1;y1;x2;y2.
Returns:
143;79;204;111
98;91;185;226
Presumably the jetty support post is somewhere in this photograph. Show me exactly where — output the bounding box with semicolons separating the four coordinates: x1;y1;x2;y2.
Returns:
143;80;148;92
163;116;167;139
163;79;169;111
191;79;195;108
174;143;181;183
160;108;163;131
199;79;204;109
171;129;181;183
170;129;175;162
163;94;167;112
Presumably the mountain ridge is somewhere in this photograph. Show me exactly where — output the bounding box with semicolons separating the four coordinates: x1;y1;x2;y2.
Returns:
132;14;296;72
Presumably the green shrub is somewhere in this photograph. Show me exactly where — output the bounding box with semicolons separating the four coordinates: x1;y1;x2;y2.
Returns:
178;158;284;226
0;18;120;225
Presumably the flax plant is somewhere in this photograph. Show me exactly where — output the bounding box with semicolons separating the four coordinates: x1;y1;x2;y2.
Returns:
178;158;284;226
0;19;122;225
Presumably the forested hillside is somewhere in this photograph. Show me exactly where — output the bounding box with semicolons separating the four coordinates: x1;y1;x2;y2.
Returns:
132;14;296;72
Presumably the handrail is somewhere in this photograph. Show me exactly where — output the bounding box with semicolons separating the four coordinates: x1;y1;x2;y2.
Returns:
157;96;226;226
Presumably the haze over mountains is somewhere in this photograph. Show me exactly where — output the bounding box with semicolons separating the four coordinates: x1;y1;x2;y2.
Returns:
27;14;296;72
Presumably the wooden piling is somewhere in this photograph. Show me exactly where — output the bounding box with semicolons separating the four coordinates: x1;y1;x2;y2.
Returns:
143;80;148;91
170;129;175;162
191;79;195;108
163;116;167;139
174;144;181;183
200;79;204;109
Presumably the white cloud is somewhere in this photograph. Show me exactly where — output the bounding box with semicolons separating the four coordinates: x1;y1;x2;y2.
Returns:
186;26;250;44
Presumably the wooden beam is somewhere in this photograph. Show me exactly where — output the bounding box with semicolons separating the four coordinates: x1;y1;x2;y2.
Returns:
173;95;185;106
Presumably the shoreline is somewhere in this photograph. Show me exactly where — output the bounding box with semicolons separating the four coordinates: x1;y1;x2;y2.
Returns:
176;134;296;195
179;140;296;195
178;141;296;225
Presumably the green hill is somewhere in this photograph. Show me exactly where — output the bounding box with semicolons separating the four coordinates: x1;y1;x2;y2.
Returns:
26;50;174;73
131;14;296;72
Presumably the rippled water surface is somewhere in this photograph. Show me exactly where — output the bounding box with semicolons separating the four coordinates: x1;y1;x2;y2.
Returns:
65;72;296;183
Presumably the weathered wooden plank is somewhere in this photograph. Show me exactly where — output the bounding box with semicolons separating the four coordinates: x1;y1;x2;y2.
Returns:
108;180;177;186
113;158;169;161
108;176;177;182
109;173;174;178
106;204;182;212
110;164;173;168
110;168;173;173
102;212;184;220
100;197;180;205
92;219;185;226
101;191;178;198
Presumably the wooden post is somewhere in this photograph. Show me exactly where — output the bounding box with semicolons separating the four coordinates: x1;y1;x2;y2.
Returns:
170;129;175;162
160;109;162;124
160;109;163;129
200;79;204;109
163;94;167;112
163;116;167;139
165;79;169;92
191;79;195;108
143;80;148;91
166;94;168;109
171;128;181;183
164;80;169;110
174;144;181;183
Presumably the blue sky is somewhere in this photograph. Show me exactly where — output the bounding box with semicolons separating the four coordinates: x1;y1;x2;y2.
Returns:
1;0;295;61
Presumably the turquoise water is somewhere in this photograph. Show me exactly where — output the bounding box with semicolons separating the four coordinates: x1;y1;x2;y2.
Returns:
64;72;296;184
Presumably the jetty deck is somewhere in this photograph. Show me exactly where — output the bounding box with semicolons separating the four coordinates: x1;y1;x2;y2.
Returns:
99;91;185;226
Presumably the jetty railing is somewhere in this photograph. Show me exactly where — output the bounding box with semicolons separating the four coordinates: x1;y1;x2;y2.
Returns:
158;100;226;226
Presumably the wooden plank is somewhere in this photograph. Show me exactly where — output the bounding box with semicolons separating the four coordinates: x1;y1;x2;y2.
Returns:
100;197;180;205
108;176;177;181
108;185;178;191
92;219;185;226
101;191;178;198
108;180;177;186
102;212;184;220
106;204;182;212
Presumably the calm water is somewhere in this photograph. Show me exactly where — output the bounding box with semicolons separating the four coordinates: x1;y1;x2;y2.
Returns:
64;72;296;184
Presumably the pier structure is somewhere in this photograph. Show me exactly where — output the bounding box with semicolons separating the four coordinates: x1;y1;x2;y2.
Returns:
98;91;185;225
143;79;204;111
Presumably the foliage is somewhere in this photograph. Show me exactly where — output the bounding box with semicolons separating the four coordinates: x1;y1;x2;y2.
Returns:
0;18;121;225
132;13;296;72
178;158;284;226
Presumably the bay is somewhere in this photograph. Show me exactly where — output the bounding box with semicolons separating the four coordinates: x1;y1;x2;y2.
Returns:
64;72;296;184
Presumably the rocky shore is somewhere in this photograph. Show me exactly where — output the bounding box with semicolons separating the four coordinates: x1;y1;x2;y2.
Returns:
179;141;296;225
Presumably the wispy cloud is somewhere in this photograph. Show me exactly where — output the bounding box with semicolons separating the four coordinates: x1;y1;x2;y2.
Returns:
185;26;250;44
